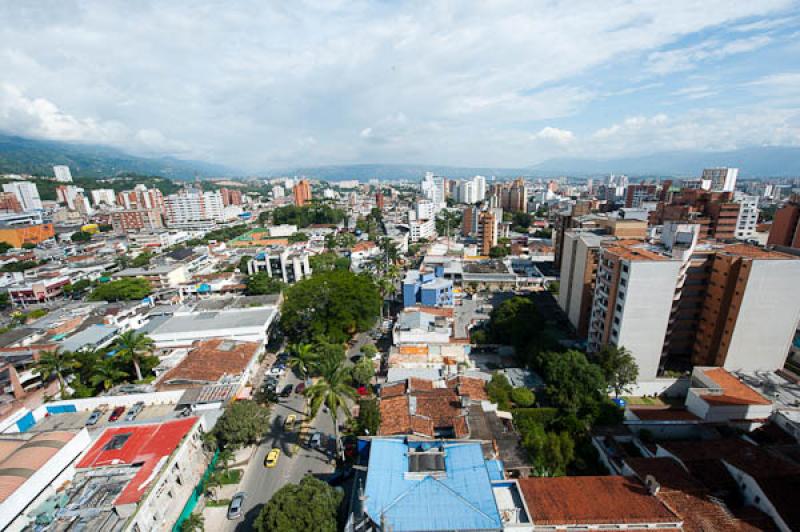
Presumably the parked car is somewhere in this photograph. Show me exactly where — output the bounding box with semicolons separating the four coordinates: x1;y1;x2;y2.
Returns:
125;401;145;422
108;406;125;422
227;492;246;520
294;382;306;394
284;414;296;431
326;468;354;487
178;406;192;417
309;431;323;450
264;448;281;468
268;367;285;376
280;384;293;397
85;409;103;426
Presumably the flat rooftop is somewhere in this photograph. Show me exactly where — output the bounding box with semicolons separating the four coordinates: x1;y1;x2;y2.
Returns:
147;306;277;336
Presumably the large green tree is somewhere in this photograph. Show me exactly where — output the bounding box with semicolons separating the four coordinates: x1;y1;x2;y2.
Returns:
287;343;317;381
351;355;375;387
487;296;545;353
115;330;155;381
309;252;350;273
522;423;575;477
89;278;152;301
304;354;356;460
90;357;128;391
596;345;639;398
245;272;284;295
209;400;270;450
254;475;342;532
539;350;605;413
280;270;380;344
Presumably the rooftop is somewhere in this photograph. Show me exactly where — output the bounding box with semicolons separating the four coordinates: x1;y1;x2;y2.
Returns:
697;367;771;406
603;241;670;262
721;243;796;260
158;339;260;388
146;306;277;337
518;476;679;527
0;431;77;503
363;439;502;531
77;417;198;506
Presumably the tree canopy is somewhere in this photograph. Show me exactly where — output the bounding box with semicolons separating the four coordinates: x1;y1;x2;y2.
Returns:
280;270;381;343
538;350;605;413
309;252;350;273
89;278;152;301
272;204;345;228
254;475;342;532
208;400;270;450
596;345;639;398
71;231;92;242
245;272;284;295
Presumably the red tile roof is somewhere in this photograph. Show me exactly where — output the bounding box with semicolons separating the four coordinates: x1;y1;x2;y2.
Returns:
518;476;679;526
77;417;198;505
158;339;260;388
699;368;771;406
446;376;489;401
378;385;468;438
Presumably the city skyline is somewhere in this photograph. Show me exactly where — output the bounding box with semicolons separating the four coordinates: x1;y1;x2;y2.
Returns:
0;2;799;172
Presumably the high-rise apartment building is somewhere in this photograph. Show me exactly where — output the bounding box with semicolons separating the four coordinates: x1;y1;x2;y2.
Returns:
477;211;497;255
116;185;166;213
272;185;285;199
2;182;42;211
165;188;226;228
219;188;243;206
90;189;116;207
702;167;738;192
586;231;800;380
624;184;658;208
767;197;800;250
293;179;311;207
650;189;740;240
553;200;593;269
421;172;447;206
52;165;73;183
733;193;759;240
111;209;164;233
375;191;384;210
56;185;91;213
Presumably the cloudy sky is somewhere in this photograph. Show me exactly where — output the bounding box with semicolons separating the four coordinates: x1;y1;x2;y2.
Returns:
1;1;799;172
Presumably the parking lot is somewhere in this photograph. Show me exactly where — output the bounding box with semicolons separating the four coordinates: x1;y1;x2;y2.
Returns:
29;403;179;433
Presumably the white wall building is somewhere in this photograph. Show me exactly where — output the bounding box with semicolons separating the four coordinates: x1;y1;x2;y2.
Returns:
165;188;230;228
702;167;738;192
90;188;116;207
2;182;42;211
52;165;73;183
734;192;759;240
408;218;436;242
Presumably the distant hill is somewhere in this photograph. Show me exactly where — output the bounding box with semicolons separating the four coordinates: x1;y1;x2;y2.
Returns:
530;146;800;178
0;133;235;180
275;163;529;181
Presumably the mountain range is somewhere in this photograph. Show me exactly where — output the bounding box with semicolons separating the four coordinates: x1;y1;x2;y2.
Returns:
0;133;232;180
1;131;799;181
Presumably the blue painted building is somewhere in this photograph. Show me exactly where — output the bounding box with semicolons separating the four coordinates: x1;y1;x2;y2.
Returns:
360;438;504;531
402;267;453;308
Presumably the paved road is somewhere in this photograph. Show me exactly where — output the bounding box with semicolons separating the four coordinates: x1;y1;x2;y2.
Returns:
224;368;335;531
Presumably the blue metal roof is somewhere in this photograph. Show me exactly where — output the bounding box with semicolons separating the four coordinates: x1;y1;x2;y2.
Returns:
486;459;505;481
364;438;502;531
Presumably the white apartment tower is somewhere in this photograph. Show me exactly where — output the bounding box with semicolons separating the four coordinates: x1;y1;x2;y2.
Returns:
702;167;738;193
734;192;759;240
2;182;43;211
52;165;73;182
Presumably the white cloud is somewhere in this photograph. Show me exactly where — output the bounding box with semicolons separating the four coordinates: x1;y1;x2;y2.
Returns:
535;126;576;145
0;1;793;169
647;35;773;74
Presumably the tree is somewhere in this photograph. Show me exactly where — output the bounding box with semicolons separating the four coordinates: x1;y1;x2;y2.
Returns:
34;349;75;397
596;345;639;398
309;252;350;273
0;241;12;254
522;423;575;477
361;344;377;359
511;211;533;231
351;355;374;387
209;400;270;450
245;272;284;295
180;512;205;532
0;292;9;309
71;231;92;242
511;387;536;407
130;252;153;268
237;255;252;273
287;343;317;381
90;357;128;391
356;398;380;435
115;331;155;381
21;242;36;250
89;278;152;301
487;372;514;410
217;447;235;472
539;350;605;413
304;355;356;460
288;232;308;243
487;296;544;352
254;475;343;532
489;245;509;258
280;270;381;344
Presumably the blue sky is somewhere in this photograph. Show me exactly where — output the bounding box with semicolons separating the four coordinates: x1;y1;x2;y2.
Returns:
0;1;798;171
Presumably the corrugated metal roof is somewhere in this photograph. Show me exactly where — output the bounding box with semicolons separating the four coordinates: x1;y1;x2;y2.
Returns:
364;438;502;531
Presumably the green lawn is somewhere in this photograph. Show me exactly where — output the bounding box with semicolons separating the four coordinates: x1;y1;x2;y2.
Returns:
218;469;242;485
622;396;667;406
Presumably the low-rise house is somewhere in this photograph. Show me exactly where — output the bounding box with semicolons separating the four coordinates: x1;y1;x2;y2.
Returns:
112;263;189;289
402;269;453;308
156;338;262;392
686;367;773;428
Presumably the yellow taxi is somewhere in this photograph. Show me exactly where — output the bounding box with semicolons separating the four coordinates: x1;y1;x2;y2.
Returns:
264;448;280;468
284;414;296;431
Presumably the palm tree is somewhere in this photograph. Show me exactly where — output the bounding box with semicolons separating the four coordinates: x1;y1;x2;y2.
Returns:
116;330;155;381
33;349;75;397
304;355;357;461
90;357;128;391
180;512;205;532
216;447;235;473
287;343;317;381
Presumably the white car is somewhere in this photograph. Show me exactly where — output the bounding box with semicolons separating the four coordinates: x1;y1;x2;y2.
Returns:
268;367;285;376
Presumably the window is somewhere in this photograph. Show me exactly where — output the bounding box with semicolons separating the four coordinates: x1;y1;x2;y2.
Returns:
104;433;132;451
622;265;629;273
620;278;627;287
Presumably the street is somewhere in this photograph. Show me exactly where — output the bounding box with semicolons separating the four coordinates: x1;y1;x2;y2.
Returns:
222;367;335;531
